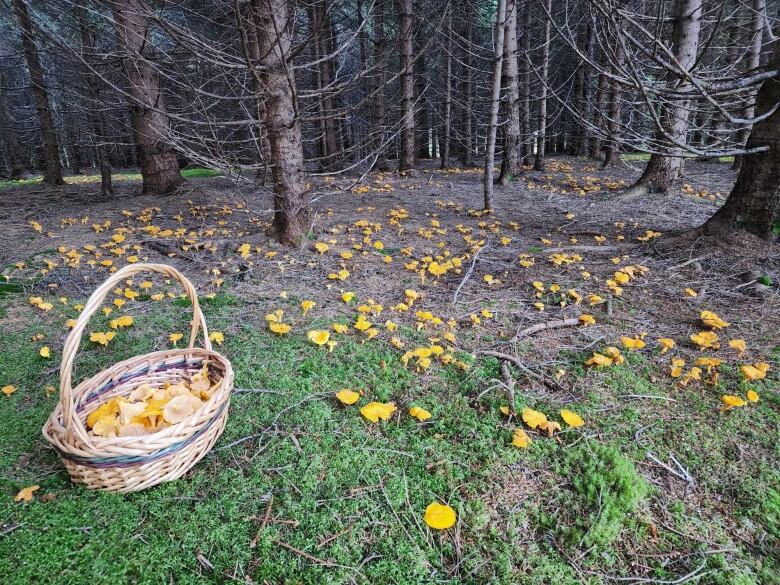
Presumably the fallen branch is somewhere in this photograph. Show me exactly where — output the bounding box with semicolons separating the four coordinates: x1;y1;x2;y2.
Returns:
274;539;350;569
511;317;580;342
543;244;626;253
452;243;488;303
500;360;516;414
668;255;708;271
477;349;566;393
623;394;677;402
250;495;274;549
646;452;695;487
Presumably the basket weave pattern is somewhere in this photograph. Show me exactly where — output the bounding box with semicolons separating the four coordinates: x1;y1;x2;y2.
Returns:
42;263;234;493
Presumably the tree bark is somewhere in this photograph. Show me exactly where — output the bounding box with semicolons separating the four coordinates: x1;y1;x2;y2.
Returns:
439;8;452;169
76;1;112;196
702;41;779;240
112;0;182;195
498;0;522;184
239;1;273;183
589;67;608;160
397;0;415;171
732;0;765;172
483;0;508;210
572;23;594;157
309;0;340;171
12;0;64;185
602;40;625;168
534;0;551;171
372;0;389;171
414;25;429;161
519;0;531;165
254;0;310;244
625;0;702;195
461;11;473;167
0;75;26;180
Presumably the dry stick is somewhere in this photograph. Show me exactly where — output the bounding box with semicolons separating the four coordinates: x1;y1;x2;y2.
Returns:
250;495;275;549
623;394;677;402
543;244;626;253
452;244;488;304
668;255;708;271
273;539;351;569
477;350;566;393
585;558;708;585
317;524;355;550
646;452;695;487
511;317;580;342
500;360;516;414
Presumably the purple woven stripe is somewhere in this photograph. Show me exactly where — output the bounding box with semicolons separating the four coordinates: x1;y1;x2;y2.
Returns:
78;357;203;412
59;402;227;469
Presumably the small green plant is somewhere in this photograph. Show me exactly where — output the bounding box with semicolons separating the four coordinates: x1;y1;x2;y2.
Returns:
757;275;773;286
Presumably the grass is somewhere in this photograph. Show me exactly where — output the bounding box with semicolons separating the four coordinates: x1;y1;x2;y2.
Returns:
0;288;777;583
0;167;220;190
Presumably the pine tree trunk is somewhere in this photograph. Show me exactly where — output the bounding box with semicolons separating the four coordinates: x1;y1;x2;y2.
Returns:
254;0;310;244
498;0;522;184
534;0;551;171
732;0;765;172
12;0;64;185
66;117;82;175
0;77;26;180
397;0;415;171
625;0;702;195
483;0;508;210
414;27;429;161
440;9;452;170
703;42;779;240
112;0;182;195
602;41;625;168
589;57;608;160
461;13;473;167
372;0;389;171
76;2;112;196
241;2;273;183
309;0;340;171
573;23;594;157
520;0;531;165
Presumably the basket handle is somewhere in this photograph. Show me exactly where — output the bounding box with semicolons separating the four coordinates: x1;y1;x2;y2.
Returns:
59;263;212;434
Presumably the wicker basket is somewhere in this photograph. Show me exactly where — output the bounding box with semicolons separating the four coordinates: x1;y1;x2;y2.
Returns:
43;263;234;493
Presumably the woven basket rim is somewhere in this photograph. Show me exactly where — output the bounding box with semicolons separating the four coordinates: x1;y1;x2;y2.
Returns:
44;347;234;454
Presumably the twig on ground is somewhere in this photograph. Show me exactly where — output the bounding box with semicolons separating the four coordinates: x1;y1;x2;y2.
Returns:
274;539;353;569
477;349;567;393
500;360;516;413
623;394;677;402
216;391;332;451
452;243;488;303
250;495;274;549
511;317;580;342
586;558;708;584
317;524;355;550
234;387;283;395
668;256;708;271
543;244;626;253
646;452;695;487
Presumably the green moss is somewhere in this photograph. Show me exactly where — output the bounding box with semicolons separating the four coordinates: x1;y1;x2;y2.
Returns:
541;442;649;551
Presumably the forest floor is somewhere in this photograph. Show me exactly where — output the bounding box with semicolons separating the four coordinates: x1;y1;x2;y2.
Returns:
0;156;778;584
